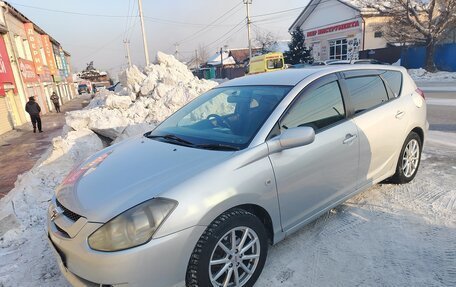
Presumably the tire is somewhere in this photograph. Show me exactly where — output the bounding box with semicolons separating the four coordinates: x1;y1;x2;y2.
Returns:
390;131;422;184
186;208;268;287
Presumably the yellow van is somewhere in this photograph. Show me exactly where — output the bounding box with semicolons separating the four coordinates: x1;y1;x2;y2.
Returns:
247;52;285;74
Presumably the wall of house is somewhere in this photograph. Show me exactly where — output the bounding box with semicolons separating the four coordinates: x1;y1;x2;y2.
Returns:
299;0;360;32
298;0;363;61
3;10;30;124
363;16;389;50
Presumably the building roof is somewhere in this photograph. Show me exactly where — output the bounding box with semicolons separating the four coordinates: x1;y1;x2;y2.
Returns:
229;48;262;64
289;0;374;32
207;51;236;66
1;1;62;46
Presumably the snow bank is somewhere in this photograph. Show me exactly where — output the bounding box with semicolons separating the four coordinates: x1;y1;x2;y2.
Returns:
0;129;103;286
69;52;218;141
409;68;456;82
0;53;217;286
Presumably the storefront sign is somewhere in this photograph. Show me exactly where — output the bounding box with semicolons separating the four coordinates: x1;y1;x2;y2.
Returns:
0;37;16;96
24;23;44;74
40;66;53;82
307;20;360;38
59;70;67;82
41;35;58;75
59;47;69;78
18;58;39;83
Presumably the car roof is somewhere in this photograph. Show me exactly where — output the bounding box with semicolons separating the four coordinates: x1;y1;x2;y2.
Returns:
219;67;331;87
219;65;406;87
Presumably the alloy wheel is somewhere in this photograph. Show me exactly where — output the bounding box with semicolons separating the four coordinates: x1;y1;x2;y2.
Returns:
209;227;261;287
402;139;420;177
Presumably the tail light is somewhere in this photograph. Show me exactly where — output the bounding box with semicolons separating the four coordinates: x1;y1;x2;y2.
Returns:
416;88;425;99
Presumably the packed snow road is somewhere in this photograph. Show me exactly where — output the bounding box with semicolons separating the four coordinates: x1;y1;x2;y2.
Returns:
257;140;456;287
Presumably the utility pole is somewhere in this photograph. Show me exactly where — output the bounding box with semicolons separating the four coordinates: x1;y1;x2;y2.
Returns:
138;0;150;66
174;43;179;60
244;0;253;60
195;49;199;69
124;40;132;67
220;47;224;78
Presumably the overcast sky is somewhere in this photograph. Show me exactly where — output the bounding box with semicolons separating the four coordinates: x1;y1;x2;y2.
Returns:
7;0;308;76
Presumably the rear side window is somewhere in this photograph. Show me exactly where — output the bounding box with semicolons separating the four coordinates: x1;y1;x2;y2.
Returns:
345;76;388;114
380;71;402;96
281;81;345;131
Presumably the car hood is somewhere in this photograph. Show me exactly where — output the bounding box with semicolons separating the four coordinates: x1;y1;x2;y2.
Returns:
55;136;235;222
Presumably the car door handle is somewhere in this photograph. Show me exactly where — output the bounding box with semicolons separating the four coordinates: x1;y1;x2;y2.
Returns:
395;110;405;119
343;134;357;144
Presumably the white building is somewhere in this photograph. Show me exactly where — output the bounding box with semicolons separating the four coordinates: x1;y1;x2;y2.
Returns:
289;0;388;61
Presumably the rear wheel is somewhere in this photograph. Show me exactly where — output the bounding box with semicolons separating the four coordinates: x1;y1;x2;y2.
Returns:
186;208;268;287
390;132;422;184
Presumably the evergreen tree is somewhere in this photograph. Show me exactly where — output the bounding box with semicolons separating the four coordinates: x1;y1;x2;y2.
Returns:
284;28;312;64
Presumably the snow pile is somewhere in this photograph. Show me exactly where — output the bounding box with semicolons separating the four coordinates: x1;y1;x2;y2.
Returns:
68;52;218;142
0;53;217;286
408;68;456;82
0;128;103;286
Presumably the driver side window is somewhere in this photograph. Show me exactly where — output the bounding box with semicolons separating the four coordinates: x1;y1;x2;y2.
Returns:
280;81;346;132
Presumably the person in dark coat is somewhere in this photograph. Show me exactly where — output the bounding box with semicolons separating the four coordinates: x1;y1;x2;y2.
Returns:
50;92;61;113
25;96;42;133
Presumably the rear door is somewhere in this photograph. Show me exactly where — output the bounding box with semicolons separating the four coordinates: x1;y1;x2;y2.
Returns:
268;74;359;232
341;70;407;187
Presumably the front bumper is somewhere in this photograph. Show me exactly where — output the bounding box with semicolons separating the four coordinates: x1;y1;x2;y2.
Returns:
47;206;205;287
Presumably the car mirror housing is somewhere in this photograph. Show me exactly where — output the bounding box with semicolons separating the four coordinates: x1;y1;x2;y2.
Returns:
268;126;315;153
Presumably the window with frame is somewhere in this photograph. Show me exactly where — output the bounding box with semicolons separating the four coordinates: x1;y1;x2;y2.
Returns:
329;39;347;60
374;31;383;38
280;81;346;131
380;70;403;96
23;40;33;61
345;76;389;114
267;58;284;69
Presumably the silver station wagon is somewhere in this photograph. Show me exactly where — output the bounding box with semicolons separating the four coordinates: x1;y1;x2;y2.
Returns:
48;65;427;287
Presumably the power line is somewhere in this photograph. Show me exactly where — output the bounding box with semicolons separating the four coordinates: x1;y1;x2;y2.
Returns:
176;0;245;45
9;2;133;18
8;2;235;28
143;17;238;27
123;0;133;40
251;6;306;18
204;20;246;50
78;21;139;62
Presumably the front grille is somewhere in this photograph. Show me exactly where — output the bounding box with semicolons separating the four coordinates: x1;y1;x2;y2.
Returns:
56;199;82;222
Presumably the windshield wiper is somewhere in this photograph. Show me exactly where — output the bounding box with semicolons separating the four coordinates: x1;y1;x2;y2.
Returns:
145;133;194;146
195;143;240;151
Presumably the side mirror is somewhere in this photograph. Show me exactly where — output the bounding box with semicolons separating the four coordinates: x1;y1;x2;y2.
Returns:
268;126;315;153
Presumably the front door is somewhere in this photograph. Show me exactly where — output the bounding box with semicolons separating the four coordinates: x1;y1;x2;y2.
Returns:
268;75;359;232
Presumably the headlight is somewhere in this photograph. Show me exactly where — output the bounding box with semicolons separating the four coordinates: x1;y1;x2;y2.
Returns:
88;198;177;252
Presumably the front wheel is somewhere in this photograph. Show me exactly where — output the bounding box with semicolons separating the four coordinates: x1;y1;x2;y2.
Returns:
390;131;422;184
186;208;268;287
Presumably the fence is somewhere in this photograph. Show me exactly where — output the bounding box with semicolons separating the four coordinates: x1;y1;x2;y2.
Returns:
400;43;456;71
359;46;402;64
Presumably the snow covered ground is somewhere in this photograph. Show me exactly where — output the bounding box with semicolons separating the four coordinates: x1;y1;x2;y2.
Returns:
409;68;456;82
0;54;455;286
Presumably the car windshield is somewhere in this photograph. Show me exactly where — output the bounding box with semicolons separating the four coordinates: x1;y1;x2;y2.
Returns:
147;85;292;150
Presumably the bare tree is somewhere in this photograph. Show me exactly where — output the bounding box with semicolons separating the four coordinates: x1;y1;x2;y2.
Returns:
197;44;210;65
187;44;211;69
254;29;278;54
362;0;456;71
